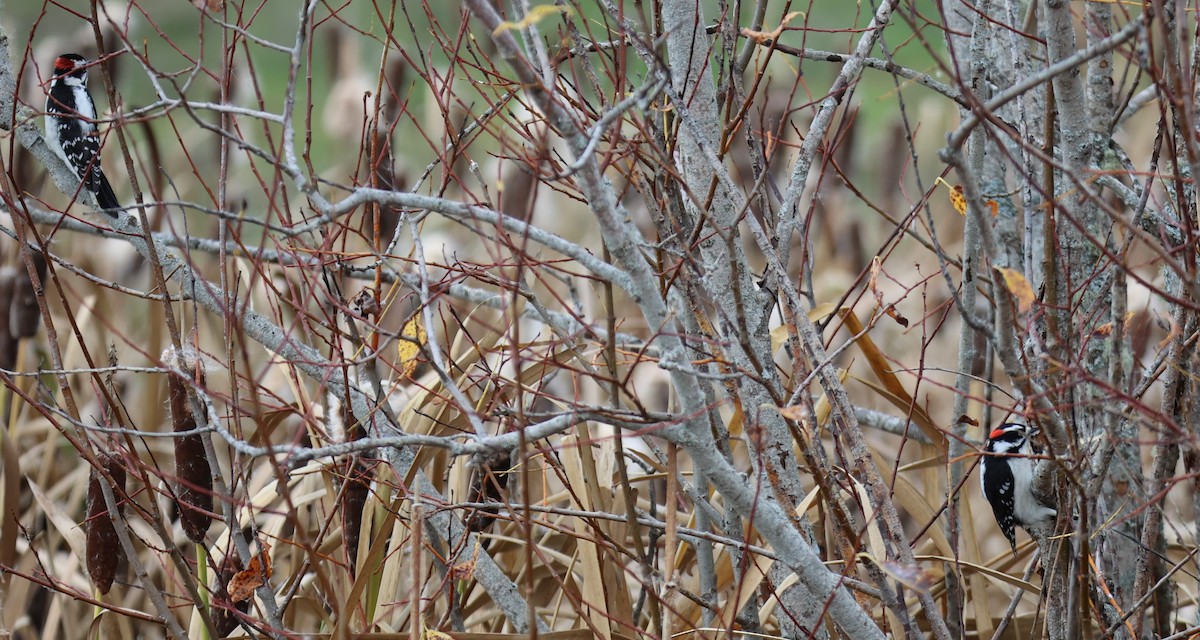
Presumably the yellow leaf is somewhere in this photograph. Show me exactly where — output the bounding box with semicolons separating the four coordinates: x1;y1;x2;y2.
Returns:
397;311;427;379
996;267;1035;314
950;186;966;215
492;4;571;35
935;176;966;215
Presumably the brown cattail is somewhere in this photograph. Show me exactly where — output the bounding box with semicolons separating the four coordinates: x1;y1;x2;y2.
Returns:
0;269;17;370
464;450;514;548
369;54;408;242
10;249;47;339
338;400;370;572
85;453;126;594
169;366;213;544
340;460;371;574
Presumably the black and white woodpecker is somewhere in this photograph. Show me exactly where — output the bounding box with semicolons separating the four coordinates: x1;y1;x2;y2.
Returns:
45;53;120;215
980;422;1058;552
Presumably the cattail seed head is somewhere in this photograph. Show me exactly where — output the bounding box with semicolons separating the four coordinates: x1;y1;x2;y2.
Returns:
85;453;126;594
464;450;513;544
340;461;371;574
10;250;47;338
0;269;17;369
168;363;213;544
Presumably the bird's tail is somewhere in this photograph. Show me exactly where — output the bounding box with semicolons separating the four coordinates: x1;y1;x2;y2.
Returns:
93;171;120;218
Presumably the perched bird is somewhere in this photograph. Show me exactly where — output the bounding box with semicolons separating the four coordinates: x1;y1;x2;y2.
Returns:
980;422;1058;552
44;53;119;215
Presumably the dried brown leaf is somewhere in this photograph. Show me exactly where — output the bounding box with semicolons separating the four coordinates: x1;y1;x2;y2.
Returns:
228;545;272;603
212;553;250;637
741;11;804;42
449;539;482;581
